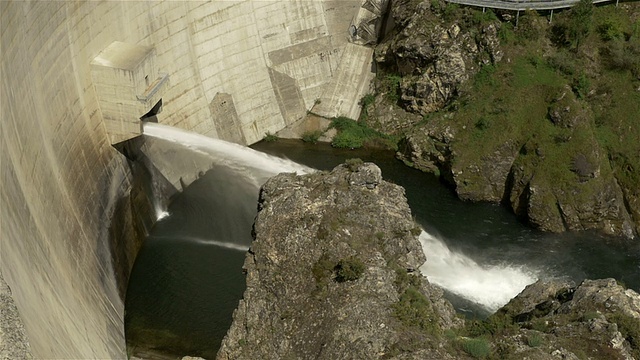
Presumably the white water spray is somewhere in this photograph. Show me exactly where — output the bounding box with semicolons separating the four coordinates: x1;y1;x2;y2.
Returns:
143;123;314;182
419;231;537;312
142;123;537;312
155;209;170;221
154;236;249;251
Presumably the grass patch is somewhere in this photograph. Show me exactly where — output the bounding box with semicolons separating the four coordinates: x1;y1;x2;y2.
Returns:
334;257;366;282
526;333;544;347
263;132;279;142
301;130;324;144
461;337;491;359
329;116;397;149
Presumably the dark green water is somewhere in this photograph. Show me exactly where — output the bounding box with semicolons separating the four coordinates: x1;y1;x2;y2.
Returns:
125;139;640;358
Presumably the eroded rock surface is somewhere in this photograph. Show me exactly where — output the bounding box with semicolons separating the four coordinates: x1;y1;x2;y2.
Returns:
0;273;33;360
374;0;502;116
217;162;458;359
493;278;640;360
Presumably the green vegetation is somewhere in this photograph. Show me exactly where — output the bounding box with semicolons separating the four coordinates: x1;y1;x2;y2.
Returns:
392;268;440;335
345;158;364;171
608;313;640;358
334;257;366;282
380;74;402;103
526;332;544;347
301;130;324;144
312;254;366;286
263;132;279;142
359;93;376;121
329;116;397;149
461;337;491;358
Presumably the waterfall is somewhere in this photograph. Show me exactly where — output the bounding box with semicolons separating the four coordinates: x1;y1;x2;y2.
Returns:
143;123;314;185
419;231;537;312
140;123;536;312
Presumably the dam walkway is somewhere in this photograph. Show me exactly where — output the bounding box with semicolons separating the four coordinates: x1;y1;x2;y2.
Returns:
444;0;618;11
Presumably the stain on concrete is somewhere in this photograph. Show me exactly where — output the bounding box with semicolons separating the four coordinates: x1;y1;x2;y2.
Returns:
209;93;246;145
268;68;306;126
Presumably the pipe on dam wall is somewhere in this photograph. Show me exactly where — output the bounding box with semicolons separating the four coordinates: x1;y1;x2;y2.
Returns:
0;0;388;357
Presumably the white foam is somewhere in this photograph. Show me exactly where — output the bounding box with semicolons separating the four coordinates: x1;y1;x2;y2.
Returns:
154;236;249;252
143;123;314;178
143;122;537;312
419;231;537;312
156;210;170;221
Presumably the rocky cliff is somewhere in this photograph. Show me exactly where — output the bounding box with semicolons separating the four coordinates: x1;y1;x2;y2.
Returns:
217;161;459;359
366;0;639;238
218;161;640;359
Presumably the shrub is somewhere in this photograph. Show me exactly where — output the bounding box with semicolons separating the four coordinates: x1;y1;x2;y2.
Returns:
442;3;459;22
465;313;518;337
547;50;576;75
380;74;402;103
567;0;594;48
334;257;365;282
516;9;542;42
329;116;394;149
393;287;439;333
527;333;544;347
498;22;515;44
263;132;278;142
598;18;625;41
603;38;640;77
471;9;497;26
345;158;364;171
301;130;323;144
608;313;640;358
360;93;375;107
461;337;491;358
572;73;590;99
359;93;376;121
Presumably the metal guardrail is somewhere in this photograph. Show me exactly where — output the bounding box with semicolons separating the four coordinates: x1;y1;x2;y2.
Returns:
444;0;615;11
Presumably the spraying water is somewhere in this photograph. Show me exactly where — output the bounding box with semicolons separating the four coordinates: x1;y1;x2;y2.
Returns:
140;123;537;312
419;231;537;312
143;123;314;185
152;236;249;252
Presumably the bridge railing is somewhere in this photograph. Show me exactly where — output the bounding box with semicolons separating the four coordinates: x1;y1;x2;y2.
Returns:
444;0;616;11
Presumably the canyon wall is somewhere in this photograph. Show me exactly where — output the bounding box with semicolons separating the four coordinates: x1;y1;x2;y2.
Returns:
0;1;379;358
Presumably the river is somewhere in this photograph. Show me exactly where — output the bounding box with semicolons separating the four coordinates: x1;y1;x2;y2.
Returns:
125;137;640;358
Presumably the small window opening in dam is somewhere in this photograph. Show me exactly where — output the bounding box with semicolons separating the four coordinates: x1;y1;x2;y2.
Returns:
140;99;162;122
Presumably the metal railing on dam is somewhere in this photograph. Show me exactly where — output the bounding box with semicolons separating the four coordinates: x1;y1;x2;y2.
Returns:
444;0;617;11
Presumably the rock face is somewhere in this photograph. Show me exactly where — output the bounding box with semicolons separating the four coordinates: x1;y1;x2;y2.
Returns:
217;162;458;359
374;0;502;115
0;273;33;360
373;1;639;238
217;161;640;360
493;278;640;360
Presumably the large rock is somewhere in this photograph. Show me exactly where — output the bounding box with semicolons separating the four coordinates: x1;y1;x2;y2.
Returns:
217;162;458;359
493;278;640;360
375;0;502;115
0;273;33;360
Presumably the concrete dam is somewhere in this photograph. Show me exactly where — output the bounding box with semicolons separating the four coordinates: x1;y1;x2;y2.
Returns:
0;1;388;358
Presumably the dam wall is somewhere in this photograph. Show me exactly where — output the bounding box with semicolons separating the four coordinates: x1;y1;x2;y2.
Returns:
1;1;381;358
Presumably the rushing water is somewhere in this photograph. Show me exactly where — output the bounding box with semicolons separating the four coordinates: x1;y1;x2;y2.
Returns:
252;140;640;313
125;128;640;358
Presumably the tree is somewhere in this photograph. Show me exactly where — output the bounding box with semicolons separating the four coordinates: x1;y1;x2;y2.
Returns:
568;0;594;49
